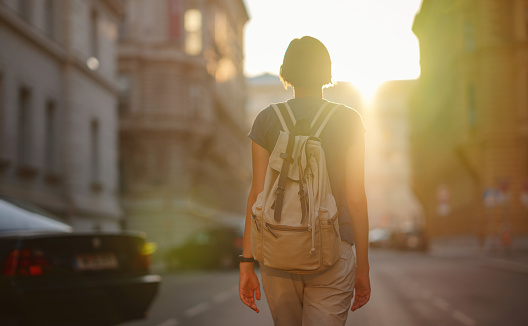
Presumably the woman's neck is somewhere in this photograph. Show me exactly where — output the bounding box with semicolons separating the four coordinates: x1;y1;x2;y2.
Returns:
293;86;323;99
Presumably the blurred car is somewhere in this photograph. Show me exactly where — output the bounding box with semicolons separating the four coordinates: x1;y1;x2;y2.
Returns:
165;225;243;271
0;195;161;326
368;228;393;248
369;225;429;252
392;225;429;252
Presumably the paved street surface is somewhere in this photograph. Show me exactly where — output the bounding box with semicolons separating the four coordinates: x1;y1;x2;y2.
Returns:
121;249;528;326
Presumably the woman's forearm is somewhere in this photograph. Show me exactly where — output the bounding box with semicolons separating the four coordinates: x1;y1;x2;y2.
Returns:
344;137;369;272
242;190;258;258
349;196;369;272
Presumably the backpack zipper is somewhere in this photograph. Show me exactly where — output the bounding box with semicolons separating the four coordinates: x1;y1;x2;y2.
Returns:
252;213;260;231
332;221;338;237
329;212;339;237
265;222;311;239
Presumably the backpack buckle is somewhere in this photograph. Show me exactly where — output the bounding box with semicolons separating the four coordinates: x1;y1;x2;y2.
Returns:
275;186;286;197
280;152;293;163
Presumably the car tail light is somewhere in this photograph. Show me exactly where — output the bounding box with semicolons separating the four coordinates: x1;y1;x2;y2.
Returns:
2;249;50;276
134;242;157;270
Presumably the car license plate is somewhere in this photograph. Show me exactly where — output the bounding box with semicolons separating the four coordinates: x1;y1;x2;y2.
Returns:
74;253;118;271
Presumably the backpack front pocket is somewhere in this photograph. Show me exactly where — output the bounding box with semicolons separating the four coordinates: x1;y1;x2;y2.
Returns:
320;212;341;267
262;223;321;272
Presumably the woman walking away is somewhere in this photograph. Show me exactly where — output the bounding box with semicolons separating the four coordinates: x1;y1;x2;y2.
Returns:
239;36;371;326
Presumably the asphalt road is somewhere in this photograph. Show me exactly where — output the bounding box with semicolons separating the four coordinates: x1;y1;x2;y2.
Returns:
121;249;528;326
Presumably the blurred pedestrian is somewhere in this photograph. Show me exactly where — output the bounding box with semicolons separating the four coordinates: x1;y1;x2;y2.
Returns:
239;36;371;326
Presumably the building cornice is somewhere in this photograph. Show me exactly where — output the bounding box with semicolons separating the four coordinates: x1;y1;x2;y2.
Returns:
0;4;67;62
0;4;119;95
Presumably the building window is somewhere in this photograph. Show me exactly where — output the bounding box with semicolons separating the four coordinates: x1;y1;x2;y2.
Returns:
0;73;4;166
90;10;99;58
526;73;528;116
118;74;131;114
17;87;31;166
189;84;200;117
168;0;183;41
44;0;55;39
118;10;129;41
44;100;58;173
185;9;202;55
467;84;476;130
525;8;528;39
0;73;3;143
18;0;31;21
90;119;101;189
464;21;475;52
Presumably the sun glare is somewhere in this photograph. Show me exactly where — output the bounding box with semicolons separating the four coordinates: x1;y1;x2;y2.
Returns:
352;79;385;106
244;0;423;103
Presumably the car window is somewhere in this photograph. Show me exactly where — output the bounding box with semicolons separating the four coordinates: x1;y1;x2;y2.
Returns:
0;198;72;233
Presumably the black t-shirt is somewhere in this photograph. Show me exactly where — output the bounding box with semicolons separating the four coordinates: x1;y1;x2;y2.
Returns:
248;97;366;245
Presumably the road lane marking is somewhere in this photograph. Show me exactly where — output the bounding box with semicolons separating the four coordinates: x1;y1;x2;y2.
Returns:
157;318;179;326
385;266;477;326
185;302;211;318
182;286;241;319
431;297;451;311
451;310;477;326
213;288;236;304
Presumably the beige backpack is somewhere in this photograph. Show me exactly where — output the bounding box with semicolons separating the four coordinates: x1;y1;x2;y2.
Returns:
250;101;342;273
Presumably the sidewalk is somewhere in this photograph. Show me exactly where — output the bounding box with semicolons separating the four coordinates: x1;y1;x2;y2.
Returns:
428;235;528;274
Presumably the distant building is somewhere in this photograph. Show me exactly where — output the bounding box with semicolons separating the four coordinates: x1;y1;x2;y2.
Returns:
118;0;250;250
368;80;423;231
0;0;124;230
246;73;363;124
411;0;528;245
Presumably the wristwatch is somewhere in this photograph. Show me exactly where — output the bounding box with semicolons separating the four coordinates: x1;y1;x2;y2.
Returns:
239;255;255;263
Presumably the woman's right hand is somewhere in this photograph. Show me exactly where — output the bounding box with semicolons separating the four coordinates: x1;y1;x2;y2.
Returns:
239;142;267;314
239;263;261;313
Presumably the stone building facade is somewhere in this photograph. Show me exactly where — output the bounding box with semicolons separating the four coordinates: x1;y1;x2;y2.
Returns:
410;0;528;246
0;0;123;230
118;0;250;249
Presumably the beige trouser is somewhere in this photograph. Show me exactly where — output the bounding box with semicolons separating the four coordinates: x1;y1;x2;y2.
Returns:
260;242;356;326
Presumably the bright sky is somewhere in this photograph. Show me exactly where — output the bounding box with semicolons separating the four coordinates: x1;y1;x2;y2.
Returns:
243;0;423;97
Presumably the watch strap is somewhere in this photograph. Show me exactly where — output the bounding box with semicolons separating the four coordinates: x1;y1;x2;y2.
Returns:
239;255;255;263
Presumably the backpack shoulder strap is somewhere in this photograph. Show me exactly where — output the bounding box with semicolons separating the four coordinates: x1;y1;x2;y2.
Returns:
270;103;297;223
271;102;296;134
310;102;341;138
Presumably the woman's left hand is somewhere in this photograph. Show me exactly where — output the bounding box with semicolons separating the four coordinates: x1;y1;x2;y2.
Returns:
351;270;371;311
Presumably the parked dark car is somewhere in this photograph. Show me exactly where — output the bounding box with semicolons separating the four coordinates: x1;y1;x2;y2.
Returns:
369;225;428;252
0;196;161;326
392;225;429;252
165;225;243;271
